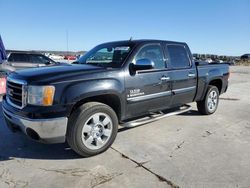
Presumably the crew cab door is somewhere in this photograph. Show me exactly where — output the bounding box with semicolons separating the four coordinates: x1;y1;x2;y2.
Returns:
165;44;197;106
125;43;172;118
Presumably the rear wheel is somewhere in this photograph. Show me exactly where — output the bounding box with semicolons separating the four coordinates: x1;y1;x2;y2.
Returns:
197;85;219;115
67;102;118;157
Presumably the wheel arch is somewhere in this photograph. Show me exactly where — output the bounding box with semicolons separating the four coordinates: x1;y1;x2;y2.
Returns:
70;93;122;122
209;79;223;94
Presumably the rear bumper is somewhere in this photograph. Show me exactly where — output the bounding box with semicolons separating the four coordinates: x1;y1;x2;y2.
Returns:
2;105;68;143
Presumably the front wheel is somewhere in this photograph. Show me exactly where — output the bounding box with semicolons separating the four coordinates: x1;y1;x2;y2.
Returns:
67;102;118;157
197;85;219;115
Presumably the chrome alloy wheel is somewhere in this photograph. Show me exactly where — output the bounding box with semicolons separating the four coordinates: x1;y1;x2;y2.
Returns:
81;112;113;150
207;90;218;112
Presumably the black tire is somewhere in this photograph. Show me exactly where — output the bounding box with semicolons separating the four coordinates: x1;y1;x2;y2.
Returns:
67;102;118;157
197;85;219;115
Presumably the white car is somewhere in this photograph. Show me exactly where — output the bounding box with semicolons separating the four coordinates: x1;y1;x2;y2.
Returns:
205;58;213;63
49;54;63;60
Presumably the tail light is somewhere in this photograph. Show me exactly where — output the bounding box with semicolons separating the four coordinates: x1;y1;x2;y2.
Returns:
0;76;7;95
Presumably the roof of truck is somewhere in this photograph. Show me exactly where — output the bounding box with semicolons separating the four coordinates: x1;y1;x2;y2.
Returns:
100;39;187;46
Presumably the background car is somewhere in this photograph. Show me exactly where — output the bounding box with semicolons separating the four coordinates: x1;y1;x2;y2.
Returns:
0;35;7;96
48;54;64;60
241;54;250;60
64;55;76;60
0;73;6;96
1;52;59;72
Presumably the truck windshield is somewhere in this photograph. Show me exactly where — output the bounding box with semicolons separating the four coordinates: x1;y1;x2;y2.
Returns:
78;43;133;68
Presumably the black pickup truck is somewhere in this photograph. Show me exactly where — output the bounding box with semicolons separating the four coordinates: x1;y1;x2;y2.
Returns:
2;40;229;157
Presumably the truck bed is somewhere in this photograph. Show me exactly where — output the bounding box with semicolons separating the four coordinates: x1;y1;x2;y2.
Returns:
195;62;229;102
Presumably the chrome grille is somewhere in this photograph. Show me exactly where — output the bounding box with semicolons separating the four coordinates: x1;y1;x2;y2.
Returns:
6;78;27;109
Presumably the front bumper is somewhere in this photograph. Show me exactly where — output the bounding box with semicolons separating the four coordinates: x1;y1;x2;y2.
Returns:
2;105;68;143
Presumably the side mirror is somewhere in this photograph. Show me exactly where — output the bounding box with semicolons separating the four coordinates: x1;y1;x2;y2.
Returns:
133;58;154;71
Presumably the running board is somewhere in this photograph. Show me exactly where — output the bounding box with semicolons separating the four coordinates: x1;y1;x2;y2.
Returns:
120;104;191;129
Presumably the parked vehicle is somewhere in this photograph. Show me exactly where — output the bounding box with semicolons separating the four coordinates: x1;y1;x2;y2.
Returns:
49;54;64;60
205;58;213;63
64;55;76;60
0;73;6;96
241;54;250;60
2;40;229;157
1;52;59;72
0;35;7;64
0;35;7;96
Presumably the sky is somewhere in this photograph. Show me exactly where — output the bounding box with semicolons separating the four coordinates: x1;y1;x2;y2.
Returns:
0;0;249;56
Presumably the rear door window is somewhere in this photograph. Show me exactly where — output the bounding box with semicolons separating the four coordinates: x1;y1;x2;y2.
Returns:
166;45;190;69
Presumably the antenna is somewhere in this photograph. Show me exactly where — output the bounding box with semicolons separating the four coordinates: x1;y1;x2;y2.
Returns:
129;37;133;41
66;29;69;62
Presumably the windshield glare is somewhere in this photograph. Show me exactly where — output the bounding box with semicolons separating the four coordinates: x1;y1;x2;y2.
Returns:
78;44;133;68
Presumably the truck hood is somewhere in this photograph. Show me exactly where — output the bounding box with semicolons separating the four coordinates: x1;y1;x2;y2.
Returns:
8;64;105;84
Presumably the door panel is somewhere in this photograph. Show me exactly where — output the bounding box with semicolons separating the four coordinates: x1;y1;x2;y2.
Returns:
125;43;172;118
170;68;196;106
165;44;197;106
125;70;172;118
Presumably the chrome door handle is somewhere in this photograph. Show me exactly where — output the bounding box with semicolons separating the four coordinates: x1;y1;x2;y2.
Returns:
161;76;170;81
154;76;170;86
188;73;195;77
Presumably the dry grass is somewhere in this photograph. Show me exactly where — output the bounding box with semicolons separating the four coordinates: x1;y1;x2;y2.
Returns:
236;60;250;66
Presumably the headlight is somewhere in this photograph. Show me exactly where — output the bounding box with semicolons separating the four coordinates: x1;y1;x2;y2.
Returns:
28;85;55;106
